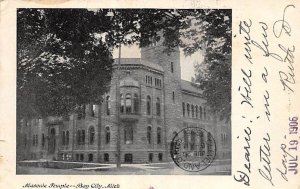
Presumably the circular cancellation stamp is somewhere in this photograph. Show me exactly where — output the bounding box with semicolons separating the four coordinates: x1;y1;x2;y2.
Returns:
170;127;216;172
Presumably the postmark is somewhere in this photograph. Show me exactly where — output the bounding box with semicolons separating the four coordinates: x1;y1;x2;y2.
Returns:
170;127;216;172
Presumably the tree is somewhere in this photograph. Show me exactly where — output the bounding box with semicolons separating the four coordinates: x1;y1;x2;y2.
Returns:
17;9;114;118
17;9;231;120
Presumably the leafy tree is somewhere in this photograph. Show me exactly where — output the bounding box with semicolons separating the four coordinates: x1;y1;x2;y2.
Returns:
17;9;114;118
17;8;231;120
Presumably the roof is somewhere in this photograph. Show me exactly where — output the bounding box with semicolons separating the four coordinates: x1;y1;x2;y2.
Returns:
181;80;203;95
114;58;164;72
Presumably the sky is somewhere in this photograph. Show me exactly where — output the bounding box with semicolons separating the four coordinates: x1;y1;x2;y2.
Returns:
112;44;204;81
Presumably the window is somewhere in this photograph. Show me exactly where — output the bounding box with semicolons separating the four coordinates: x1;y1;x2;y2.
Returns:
171;62;174;73
24;134;27;147
204;107;206;120
106;96;111;115
89;127;95;145
187;104;190;117
190;131;196;150
125;94;132;113
172;92;175;103
33;134;38;146
62;131;65;145
157;127;161;144
105;127;110;144
124;154;133;163
155;78;162;87
92;104;96;117
120;94;124;113
191;105;194;118
81;130;85;145
199;131;205;150
124;124;133;144
156;98;161;116
80;154;84;161
148;153;153;162
158;153;163;161
133;94;139;113
199;106;203;120
104;153;109;162
41;134;45;147
222;133;228;145
147;126;152;144
88;154;93;162
147;96;151;115
77;130;81;145
195;106;198;119
182;103;185;117
76;154;79;161
207;132;213;156
184;130;188;149
65;131;70;145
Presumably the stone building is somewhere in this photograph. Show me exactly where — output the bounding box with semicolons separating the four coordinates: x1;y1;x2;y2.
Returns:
17;41;231;164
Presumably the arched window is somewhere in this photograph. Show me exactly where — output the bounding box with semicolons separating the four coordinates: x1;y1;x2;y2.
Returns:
124;125;133;144
89;127;95;145
105;127;110;144
147;126;152;144
147;96;151;115
120;94;124;113
106;96;111;115
66;131;69;146
156;98;161;116
195;106;198;119
133;94;139;113
191;105;194;118
125;94;132;113
182;103;185;117
157;127;161;144
187;104;190;117
199;106;203;120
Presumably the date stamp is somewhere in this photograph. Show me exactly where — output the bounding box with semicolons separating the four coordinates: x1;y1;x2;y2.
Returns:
170;127;216;172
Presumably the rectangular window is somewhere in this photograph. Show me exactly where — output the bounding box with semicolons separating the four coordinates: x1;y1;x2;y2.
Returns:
104;153;109;162
148;153;153;162
171;62;174;73
158;153;163;161
88;154;93;162
80;154;84;161
124;125;133;144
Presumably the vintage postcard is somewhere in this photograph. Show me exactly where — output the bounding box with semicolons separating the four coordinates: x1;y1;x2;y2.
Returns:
0;0;299;188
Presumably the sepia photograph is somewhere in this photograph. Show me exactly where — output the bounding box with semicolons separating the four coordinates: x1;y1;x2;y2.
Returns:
16;8;232;175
